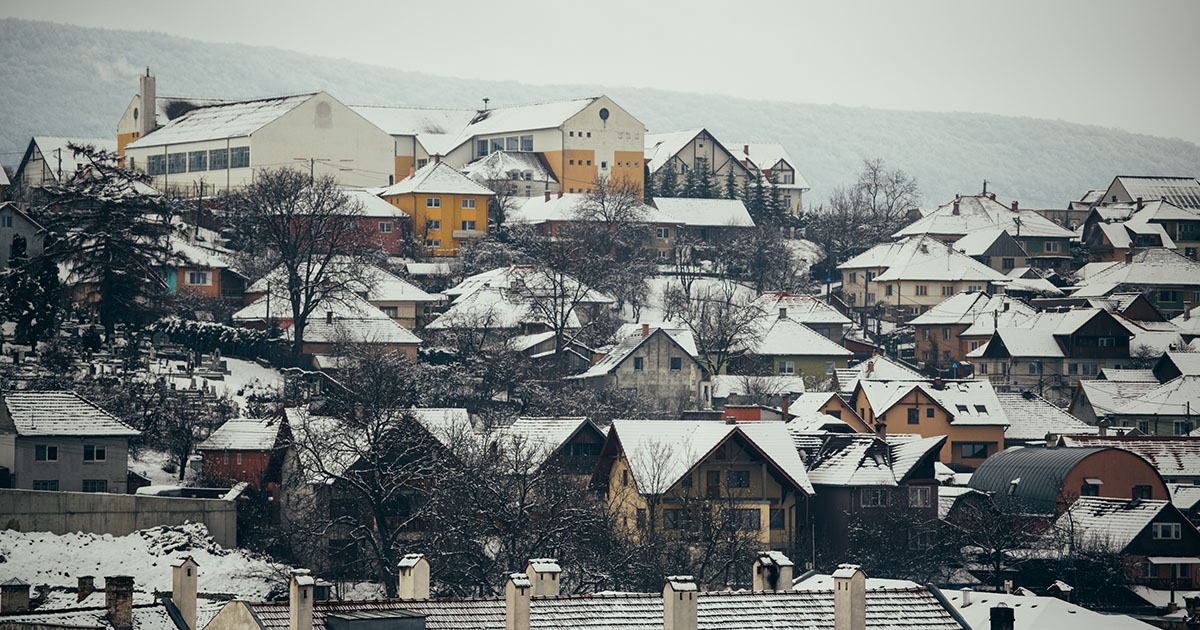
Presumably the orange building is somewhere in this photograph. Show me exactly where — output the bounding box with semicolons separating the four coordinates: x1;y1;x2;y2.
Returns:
196;416;289;491
378;162;493;256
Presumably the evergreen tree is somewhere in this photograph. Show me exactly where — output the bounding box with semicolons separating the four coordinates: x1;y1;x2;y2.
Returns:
697;166;716;199
1;236;63;346
765;172;785;224
642;165;656;203
38;143;175;340
724;170;738;200
682;166;699;198
658;162;679;198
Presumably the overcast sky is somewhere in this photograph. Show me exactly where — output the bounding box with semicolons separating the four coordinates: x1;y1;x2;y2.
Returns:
6;0;1199;144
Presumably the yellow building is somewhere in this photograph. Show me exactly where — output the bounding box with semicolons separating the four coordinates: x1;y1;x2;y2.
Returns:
378;161;493;256
594;420;814;549
851;379;1009;470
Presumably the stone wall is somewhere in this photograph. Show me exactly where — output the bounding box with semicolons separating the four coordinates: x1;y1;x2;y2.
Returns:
0;488;236;547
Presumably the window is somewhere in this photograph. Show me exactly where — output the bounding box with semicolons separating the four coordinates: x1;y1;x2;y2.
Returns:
968;285;982;292
1153;522;1181;539
1068;363;1078;375
381;306;398;318
849;272;857;284
188;150;207;172
633;357;644;371
769;508;785;530
569;131;575;137
1133;485;1153;500
730;509;760;531
915;285;928;296
908;530;933;550
83;445;106;461
1002;257;1015;270
520;135;533;151
417;159;428;169
147;154;166;175
426;197;441;208
656;227;670;239
462;198;476;209
569;159;575;165
1098;337;1116;347
1046;241;1060;253
1080;482;1100;497
1028;362;1041;375
861;488;888;507
506;136;519;151
974;404;988;414
826;361;836;374
1142;562;1155;579
35;445;58;461
1138;420;1150;434
1082;363;1099;376
32;480;58;491
586;132;591;138
922;329;930;341
959;443;988;459
969;341;979;351
477;139;488;157
1175;421;1194;436
426;219;441;230
229;147;250;168
424;239;441;248
942;328;951;340
1160;290;1180;303
601;161;608;169
927;408;935;418
208;148;228;170
1;215;12;228
907;408;920;424
942;285;954;296
168;152;187;174
866;271;876;282
586;160;592;166
979;363;987;374
956;404;969;413
1173;563;1189;579
461;220;477;231
186;271;210;286
778;361;794;374
909;486;931;508
886;284;893;296
621;470;628;486
82;480;107;493
727;470;750;488
379;221;393;233
636;508;646;529
664;509;689;530
490;139;504;153
670;357;682;371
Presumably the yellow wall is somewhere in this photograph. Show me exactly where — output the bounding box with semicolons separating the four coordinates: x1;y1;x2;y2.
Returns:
555;149;598;193
394;155;415;182
855;388;1005;468
383;191;489;256
117;131;140;157
612;150;645;191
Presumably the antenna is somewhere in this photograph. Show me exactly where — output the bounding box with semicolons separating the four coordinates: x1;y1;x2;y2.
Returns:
982;179;989;195
482;97;490;110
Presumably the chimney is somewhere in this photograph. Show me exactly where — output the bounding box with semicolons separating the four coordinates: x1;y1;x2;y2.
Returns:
641;323;650;338
952;199;960;215
779;307;787;319
743;144;749;155
874;422;886;438
171;557;199;630
961;587;973;607
933;377;944;390
1136;197;1144;211
780;394;790;419
139;70;156;137
833;564;866;630
557;191;563;199
525;559;561;597
505;572;531;630
289;569;314;630
990;604;1015;630
1125;250;1134;264
78;576;96;603
325;310;333;325
0;578;31;613
663;576;697;630
105;576;135;630
544;190;551;202
398;554;430;599
1011;201;1018;211
752;551;794;591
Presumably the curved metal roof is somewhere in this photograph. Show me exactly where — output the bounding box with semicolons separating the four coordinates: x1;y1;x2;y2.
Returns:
968;446;1111;514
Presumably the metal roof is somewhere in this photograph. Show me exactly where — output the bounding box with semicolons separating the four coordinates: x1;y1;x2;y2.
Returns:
968;446;1111;513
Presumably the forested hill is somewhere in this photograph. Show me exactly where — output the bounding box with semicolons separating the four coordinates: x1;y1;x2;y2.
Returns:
2;18;1198;208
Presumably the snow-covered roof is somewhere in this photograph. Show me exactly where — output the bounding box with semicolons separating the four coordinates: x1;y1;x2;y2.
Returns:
967;328;1064;359
937;486;986;521
1060;435;1200;479
1170;483;1200;510
0;165;9;186
996;392;1098;442
1051;497;1178;551
170;236;234;270
1109;375;1200;417
377;160;494;197
614;323;698;356
909;293;1032;327
239;292;421;345
644;129;704;174
1094;220;1176;251
858;380;1009;427
1072;247;1200;295
751;292;852;326
495;416;601;469
408;408;475;451
1076;380;1163;418
27;137;119;179
839;235;1010;284
1;391;139;437
127;93;317;148
895;195;1074;240
441;265;612;305
835;356;923;395
1110;176;1200;210
651;197;756;228
750;316;852;358
711;375;807;399
803;433;945;487
736;142;811;190
460;150;557;185
1099;368;1159;382
459;97;598;140
198;417;283;451
343;188;409;218
349;105;478;156
426;285;581;331
610;419;814;496
575;327;699;379
940;589;1156;630
508;193;672;226
244;261;435;306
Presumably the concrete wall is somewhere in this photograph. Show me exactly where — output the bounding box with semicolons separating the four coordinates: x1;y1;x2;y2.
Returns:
3;436;130;493
0;488;237;547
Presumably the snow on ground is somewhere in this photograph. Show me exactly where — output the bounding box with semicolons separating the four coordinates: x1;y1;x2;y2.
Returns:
147;356;283;413
0;522;287;600
128;448;199;487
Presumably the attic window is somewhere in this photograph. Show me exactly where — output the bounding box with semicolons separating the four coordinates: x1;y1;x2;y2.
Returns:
955;404;969;413
974;405;987;413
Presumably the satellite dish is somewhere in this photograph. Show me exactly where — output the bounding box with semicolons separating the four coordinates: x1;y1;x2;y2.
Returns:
599;108;609;121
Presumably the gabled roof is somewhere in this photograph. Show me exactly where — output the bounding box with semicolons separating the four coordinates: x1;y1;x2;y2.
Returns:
839;236;1010;284
952;227;1026;257
711;375;807;400
1059;435;1200;479
262;293;422;346
608;419;814;496
442;265;612;305
734;143;811;190
509;193;673;226
0;165;9;186
909;293;1032;327
197;417;283;451
651;197;755;228
996;392;1098;442
244;261;435;305
460;150;557;185
1170;483;1200;510
857;380;1009;427
20;137;118;182
615;323;698;356
894;195;1074;240
1;391;139;437
575;328;700;378
751;292;852;326
426;285;581;331
495;416;604;469
1093;220;1175;251
348;105;478;156
1108;176;1200;210
1072;247;1200;296
459;97;598;139
1076;380;1163;418
344;188;409;218
1098;368;1159;382
644;128;702;174
804;433;945;487
377;160;494;197
1051;497;1181;551
968;446;1112;513
126;93;318;148
834;356;923;395
1110;375;1200;417
750;316;852;358
940;588;1156;630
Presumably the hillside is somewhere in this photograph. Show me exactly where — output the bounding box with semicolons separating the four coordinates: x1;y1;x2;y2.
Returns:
2;18;1198;207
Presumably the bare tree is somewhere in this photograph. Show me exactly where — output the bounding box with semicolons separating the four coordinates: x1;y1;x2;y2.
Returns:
804;158;920;269
224;168;375;361
665;279;765;376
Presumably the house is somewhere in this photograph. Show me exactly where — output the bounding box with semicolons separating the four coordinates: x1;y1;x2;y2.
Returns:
342;188;412;256
709;374;808;414
0;201;46;266
593;419;814;548
1170;483;1200;526
994;391;1097;447
1080;201;1177;263
837;235;1011;321
1034;292;1168;324
165;235;244;300
851;379;1009;470
355;95;646;194
939;588;1157;629
1152;350;1200;382
894;193;1075;270
648;197;755;254
13;136;118;189
121;79;395;191
572;326;708;410
459;149;559;197
1067;379;1164;426
376;161;493;256
967;446;1168;515
493;416;606;476
1044;497;1200;590
750;291;853;342
785;391;870;433
643;128;758;198
966;308;1135;405
196;416;289;490
207;558;967;630
1057;435;1200;484
733;142;811;215
1100;175;1200;210
799;433;946;557
1070;247;1200;316
952;228;1029;273
909;292;1035;373
732;313;852;379
435;264;613;329
506;192;677;257
0;390;140;493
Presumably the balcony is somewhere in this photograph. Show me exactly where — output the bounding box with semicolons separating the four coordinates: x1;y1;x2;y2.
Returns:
452;229;485;239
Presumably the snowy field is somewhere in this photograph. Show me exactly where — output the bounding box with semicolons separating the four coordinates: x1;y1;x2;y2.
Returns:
147;356;283;412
